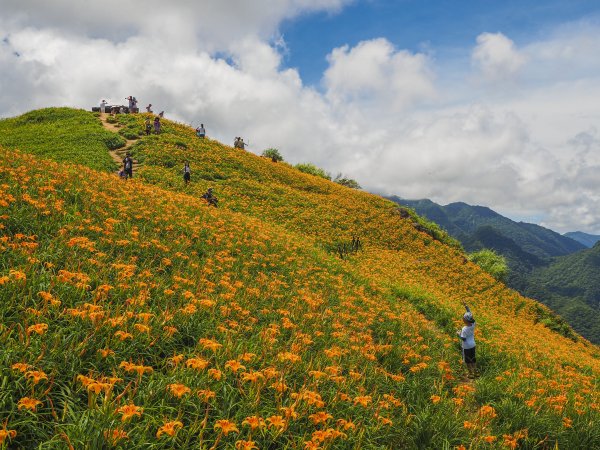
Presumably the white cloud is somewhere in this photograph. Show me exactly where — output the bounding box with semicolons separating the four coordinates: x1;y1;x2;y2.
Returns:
324;38;436;111
0;0;352;50
471;32;527;83
1;3;600;233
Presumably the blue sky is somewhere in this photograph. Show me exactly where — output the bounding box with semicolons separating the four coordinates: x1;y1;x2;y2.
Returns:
281;0;600;86
2;0;600;232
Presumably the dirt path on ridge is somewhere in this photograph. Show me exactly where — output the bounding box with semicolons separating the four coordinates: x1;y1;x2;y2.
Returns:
99;113;143;174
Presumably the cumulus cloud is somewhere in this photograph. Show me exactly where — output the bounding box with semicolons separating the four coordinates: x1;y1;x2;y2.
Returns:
0;0;352;47
324;38;436;111
471;32;527;83
1;3;600;233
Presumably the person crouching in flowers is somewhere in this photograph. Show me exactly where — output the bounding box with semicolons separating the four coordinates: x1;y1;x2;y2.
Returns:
457;302;477;378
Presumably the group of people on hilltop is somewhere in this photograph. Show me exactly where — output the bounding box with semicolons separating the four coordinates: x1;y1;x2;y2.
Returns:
99;96;165;116
126;96;139;113
144;117;162;135
233;137;246;150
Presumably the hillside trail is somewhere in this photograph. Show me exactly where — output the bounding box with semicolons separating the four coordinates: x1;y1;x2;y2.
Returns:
99;113;143;174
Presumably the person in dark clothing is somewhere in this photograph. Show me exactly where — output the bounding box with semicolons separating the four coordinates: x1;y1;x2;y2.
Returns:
201;187;218;207
154;117;161;134
145;118;152;136
123;153;133;179
183;161;191;185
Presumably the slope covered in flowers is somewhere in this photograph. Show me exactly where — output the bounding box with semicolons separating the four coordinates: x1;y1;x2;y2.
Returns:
0;108;598;449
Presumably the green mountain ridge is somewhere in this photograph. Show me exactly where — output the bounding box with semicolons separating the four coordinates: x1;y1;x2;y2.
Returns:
389;196;600;344
565;231;600;248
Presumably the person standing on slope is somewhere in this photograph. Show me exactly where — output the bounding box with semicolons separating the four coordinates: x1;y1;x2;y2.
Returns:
183;161;191;185
457;302;477;378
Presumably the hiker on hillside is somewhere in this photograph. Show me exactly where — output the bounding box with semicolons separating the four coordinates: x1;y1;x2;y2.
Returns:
126;96;134;112
234;137;246;150
146;104;153;113
183;161;191;185
154;117;161;134
144;118;152;135
123;153;134;179
196;124;206;138
132;97;138;113
457;302;477;378
201;187;218;207
158;111;164;118
100;99;107;113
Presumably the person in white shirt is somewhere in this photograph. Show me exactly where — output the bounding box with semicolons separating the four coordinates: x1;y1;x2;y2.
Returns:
457;303;476;378
183;161;191;184
196;124;206;138
100;100;107;113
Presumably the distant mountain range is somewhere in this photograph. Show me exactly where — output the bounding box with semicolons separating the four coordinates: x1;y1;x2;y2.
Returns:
564;231;600;248
389;197;600;344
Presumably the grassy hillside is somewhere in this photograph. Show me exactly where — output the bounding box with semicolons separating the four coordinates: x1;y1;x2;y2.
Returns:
0;108;599;448
0;108;125;172
525;243;600;343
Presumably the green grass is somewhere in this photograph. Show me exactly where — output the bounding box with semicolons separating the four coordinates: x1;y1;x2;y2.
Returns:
0;108;124;172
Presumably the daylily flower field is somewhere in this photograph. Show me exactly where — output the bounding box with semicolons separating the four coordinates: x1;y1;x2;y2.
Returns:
0;108;598;448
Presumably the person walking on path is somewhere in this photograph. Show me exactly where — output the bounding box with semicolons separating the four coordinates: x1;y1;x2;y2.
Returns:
457;303;477;378
123;153;134;179
196;124;206;138
183;161;191;185
100;99;107;113
154;117;161;134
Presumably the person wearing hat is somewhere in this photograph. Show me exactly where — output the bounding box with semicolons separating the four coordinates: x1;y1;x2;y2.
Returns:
457;302;477;378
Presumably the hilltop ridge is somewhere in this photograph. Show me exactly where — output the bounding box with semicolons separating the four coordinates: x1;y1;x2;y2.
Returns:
0;108;598;448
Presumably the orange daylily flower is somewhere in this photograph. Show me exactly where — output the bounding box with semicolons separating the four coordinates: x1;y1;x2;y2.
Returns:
243;415;266;430
214;419;239;435
117;403;143;422
167;383;191;398
156;420;183;438
18;397;42;411
225;360;245;373
26;323;48;335
266;415;286;430
235;440;258;450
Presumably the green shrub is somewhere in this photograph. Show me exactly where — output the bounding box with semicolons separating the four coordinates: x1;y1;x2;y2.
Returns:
334;173;361;189
295;163;331;180
468;249;508;282
262;148;284;162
